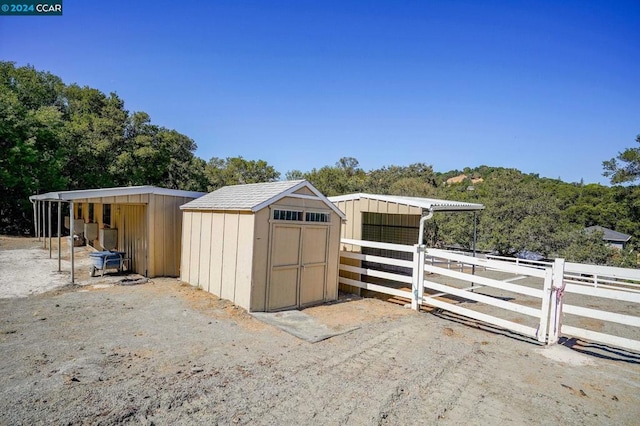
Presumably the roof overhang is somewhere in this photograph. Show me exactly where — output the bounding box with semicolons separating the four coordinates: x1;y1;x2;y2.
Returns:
30;186;206;202
328;193;484;213
252;180;347;219
180;180;347;220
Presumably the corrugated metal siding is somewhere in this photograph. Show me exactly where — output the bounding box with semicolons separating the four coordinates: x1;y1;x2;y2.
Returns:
117;205;147;276
147;195;192;277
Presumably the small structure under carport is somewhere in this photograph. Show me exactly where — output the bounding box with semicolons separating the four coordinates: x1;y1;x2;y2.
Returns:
179;180;346;312
29;186;205;281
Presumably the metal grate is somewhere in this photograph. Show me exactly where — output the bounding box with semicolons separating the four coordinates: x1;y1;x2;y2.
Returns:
361;213;419;276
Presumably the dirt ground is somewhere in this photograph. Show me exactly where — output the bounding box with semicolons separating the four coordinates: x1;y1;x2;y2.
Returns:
1;237;639;425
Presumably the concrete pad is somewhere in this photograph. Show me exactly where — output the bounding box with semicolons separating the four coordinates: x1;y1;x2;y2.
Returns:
535;344;596;366
251;310;359;343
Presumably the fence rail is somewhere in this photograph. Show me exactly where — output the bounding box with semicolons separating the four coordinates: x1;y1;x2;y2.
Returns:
338;238;640;353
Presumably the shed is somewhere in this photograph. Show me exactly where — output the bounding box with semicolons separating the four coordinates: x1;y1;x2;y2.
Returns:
29;186;205;281
328;193;484;294
180;180;346;312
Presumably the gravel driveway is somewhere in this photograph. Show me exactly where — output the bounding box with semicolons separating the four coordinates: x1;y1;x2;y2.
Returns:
1;237;639;425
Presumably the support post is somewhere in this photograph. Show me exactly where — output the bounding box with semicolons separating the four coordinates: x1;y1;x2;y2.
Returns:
69;201;75;284
411;244;426;311
48;201;52;258
418;244;425;305
548;258;566;344
57;201;62;272
32;201;37;238
37;200;41;241
42;201;45;247
471;211;477;291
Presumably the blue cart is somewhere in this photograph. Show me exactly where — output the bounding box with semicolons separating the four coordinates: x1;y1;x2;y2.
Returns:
89;251;127;277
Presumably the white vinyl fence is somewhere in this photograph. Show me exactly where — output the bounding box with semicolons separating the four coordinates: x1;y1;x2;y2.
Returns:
338;239;640;352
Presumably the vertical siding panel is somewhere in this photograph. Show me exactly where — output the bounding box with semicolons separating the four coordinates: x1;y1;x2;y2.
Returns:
199;212;212;292
181;212;192;283
250;210;269;312
326;212;341;301
211;212;225;296
155;195;165;276
353;200;362;242
170;197;181;276
221;213;239;301
172;197;185;277
345;201;354;240
147;196;156;277
234;213;254;311
189;212;202;287
141;205;147;277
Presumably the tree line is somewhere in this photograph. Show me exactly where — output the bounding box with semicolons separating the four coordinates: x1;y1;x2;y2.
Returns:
0;62;279;234
1;62;638;266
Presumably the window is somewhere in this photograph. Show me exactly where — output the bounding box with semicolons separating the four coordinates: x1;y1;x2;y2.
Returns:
103;204;111;227
305;212;330;223
273;209;303;221
88;203;94;222
273;209;330;223
77;203;83;220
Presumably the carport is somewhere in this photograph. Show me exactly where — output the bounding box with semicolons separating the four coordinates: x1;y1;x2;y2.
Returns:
329;193;484;295
29;186;205;282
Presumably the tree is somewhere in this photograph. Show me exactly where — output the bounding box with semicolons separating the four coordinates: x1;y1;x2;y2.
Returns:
204;156;280;190
603;134;640;184
0;61;209;234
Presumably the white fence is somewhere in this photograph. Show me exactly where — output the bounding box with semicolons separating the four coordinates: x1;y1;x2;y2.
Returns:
338;238;640;352
549;260;640;352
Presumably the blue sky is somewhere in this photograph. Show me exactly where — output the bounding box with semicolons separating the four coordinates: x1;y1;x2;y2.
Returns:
1;0;638;184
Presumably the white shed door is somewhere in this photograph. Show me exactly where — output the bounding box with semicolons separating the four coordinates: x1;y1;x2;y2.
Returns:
268;224;329;311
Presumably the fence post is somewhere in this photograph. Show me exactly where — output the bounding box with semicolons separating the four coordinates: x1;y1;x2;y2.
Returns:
548;258;566;345
412;244;425;311
418;245;425;306
538;267;553;344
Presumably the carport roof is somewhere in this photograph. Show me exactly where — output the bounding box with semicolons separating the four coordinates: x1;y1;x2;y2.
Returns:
328;193;485;212
29;186;206;202
180;180;347;219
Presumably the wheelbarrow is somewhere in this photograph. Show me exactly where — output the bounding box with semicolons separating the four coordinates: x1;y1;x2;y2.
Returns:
89;251;127;277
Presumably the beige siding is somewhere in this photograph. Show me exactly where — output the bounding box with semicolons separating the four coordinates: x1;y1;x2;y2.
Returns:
66;193;196;278
293;187;315;196
250;208;270;311
116;204;147;276
198;212;213;291
146;194;193;277
234;214;255;309
209;212;226;296
181;210;255;312
181;193;341;312
326;213;341;301
189;211;203;286
220;213;239;302
180;211;193;284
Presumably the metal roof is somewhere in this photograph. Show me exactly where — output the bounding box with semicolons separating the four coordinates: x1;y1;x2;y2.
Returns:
180;180;347;219
29;186;206;202
585;226;632;243
328;193;484;212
